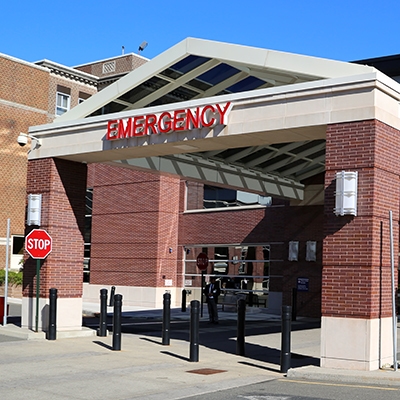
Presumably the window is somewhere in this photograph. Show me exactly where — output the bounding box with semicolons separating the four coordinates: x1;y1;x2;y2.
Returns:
12;236;24;255
78;91;91;104
183;244;271;294
56;85;71;116
202;185;271;209
56;92;70;115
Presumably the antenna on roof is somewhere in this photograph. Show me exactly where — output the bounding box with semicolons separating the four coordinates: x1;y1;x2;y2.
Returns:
122;46;125;55
138;41;148;54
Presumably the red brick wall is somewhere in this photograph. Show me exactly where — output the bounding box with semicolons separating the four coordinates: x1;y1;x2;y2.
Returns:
0;57;49;110
88;164;323;317
24;158;87;298
0;57;50;265
323;120;400;319
89;165;182;288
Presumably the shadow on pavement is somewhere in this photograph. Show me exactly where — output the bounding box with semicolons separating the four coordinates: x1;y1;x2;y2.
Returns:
83;313;321;369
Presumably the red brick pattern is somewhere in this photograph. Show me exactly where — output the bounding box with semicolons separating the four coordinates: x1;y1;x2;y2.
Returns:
0;57;49;265
323;120;400;319
0;57;49;110
89;164;182;287
24;158;87;298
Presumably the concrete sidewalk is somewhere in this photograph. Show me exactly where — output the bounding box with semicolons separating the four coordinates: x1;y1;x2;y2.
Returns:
0;299;399;399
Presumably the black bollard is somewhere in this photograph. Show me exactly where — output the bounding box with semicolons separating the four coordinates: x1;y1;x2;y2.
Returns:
248;292;253;307
162;292;171;345
98;288;108;337
189;300;200;362
48;288;57;340
292;288;297;322
280;305;292;373
112;294;122;351
236;298;246;356
181;289;187;312
109;286;116;307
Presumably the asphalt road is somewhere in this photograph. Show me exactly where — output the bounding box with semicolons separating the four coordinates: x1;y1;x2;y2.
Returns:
181;378;400;399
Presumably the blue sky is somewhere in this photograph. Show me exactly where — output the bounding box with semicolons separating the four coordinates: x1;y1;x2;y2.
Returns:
2;1;399;66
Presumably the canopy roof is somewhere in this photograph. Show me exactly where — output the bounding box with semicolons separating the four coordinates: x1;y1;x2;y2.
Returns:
32;38;380;200
58;37;372;122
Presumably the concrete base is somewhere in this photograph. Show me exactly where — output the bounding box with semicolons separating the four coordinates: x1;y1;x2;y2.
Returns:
21;297;83;332
83;283;186;309
0;323;96;340
321;316;394;371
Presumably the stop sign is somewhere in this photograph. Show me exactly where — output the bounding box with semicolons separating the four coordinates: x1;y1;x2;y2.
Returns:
196;252;209;271
25;229;52;259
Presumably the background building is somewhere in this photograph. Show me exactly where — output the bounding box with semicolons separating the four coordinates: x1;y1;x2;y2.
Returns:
0;52;146;273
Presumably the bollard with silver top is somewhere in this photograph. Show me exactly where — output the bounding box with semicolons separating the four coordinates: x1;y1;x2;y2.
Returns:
47;288;57;340
98;288;108;337
280;305;292;373
189;300;200;362
236;298;246;356
112;294;122;351
162;292;171;345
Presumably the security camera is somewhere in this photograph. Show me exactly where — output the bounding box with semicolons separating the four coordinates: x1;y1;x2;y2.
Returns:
17;133;28;147
17;133;41;148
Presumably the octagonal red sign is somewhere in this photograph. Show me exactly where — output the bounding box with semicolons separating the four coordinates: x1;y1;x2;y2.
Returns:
25;229;52;259
196;252;209;271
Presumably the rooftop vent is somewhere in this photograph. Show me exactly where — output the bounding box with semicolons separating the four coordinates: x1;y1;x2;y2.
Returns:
102;61;116;74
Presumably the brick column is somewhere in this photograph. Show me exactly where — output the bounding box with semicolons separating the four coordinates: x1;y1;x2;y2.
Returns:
23;158;87;331
322;120;400;370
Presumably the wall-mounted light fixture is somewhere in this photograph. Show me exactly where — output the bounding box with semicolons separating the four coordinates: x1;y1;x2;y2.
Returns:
306;241;317;262
27;194;42;226
17;132;41;149
334;171;358;216
288;241;299;261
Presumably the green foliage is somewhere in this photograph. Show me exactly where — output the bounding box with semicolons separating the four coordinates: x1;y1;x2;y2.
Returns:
0;269;23;286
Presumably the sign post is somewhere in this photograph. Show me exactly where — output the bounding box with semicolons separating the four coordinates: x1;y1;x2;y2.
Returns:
25;229;52;332
196;252;209;318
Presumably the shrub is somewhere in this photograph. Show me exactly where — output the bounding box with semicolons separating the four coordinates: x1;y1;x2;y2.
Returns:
0;269;23;286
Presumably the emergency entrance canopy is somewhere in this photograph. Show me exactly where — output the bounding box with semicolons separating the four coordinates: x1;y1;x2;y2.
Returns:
28;37;376;200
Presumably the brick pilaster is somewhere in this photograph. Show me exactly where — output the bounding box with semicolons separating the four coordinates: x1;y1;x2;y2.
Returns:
323;120;400;319
24;158;87;298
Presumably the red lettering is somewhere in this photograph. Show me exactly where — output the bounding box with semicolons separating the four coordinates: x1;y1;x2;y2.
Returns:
215;102;232;125
118;118;132;139
185;108;200;130
132;116;145;136
173;110;186;131
144;114;158;134
106;120;119;140
105;103;232;140
200;105;216;127
159;112;172;133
